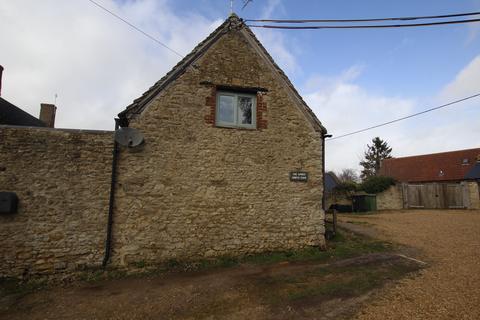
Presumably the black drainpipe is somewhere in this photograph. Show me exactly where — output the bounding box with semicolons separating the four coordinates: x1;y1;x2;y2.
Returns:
103;118;120;267
322;133;332;237
322;133;332;211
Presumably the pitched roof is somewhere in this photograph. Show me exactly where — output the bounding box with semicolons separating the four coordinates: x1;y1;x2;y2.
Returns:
325;172;340;193
379;148;480;182
118;14;326;133
465;162;480;180
0;97;46;127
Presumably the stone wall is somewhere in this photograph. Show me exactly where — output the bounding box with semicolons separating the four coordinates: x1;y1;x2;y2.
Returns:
112;29;325;266
376;185;404;210
0;126;113;277
466;181;480;210
0;25;326;276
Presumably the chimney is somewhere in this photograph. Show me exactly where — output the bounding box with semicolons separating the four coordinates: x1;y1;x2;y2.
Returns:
39;103;56;128
0;65;4;96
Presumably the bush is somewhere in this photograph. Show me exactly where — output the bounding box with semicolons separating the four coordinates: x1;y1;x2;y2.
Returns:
359;176;396;194
332;181;358;196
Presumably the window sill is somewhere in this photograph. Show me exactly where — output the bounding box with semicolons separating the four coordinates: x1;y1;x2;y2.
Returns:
215;123;257;130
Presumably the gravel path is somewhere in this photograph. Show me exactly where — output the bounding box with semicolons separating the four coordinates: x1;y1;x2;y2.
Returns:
340;209;480;320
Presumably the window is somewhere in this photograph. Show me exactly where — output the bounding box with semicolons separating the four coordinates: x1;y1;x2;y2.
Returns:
216;91;256;129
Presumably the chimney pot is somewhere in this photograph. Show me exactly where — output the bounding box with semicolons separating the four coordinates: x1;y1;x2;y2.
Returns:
39;103;56;128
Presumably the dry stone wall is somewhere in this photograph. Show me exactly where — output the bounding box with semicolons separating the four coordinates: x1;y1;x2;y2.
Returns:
0;126;113;277
376;185;404;210
112;29;325;266
466;181;480;209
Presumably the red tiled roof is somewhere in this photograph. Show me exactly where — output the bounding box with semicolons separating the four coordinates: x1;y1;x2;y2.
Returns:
379;148;480;182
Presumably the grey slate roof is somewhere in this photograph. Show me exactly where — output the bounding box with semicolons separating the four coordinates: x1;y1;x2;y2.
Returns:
464;162;480;180
0;97;46;127
325;172;340;193
118;14;326;134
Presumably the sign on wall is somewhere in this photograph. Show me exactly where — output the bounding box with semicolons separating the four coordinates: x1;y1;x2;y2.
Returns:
290;171;308;182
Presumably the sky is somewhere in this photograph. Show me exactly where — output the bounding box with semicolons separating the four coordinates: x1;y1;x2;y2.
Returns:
1;0;479;174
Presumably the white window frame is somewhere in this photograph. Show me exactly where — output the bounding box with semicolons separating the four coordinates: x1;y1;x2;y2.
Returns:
216;91;256;129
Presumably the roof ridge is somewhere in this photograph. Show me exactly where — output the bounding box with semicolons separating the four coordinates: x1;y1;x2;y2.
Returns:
385;147;480;161
118;14;326;133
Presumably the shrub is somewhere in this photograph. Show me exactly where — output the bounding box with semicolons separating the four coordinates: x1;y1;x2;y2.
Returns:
332;181;358;196
359;176;396;194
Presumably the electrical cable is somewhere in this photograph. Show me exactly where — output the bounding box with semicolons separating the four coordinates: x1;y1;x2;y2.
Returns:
326;93;480;141
246;11;480;23
86;0;184;58
248;18;480;29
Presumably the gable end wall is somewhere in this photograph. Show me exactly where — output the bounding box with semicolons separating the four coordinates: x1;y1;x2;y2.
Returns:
112;29;325;266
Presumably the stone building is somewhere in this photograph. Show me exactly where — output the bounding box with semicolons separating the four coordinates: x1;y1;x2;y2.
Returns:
0;14;327;277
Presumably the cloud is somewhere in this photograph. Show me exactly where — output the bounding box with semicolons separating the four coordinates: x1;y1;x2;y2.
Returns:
305;56;480;175
440;54;480;101
0;0;221;129
304;66;416;173
251;0;299;74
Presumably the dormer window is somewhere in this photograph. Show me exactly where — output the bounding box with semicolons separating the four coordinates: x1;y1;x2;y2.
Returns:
216;91;256;129
462;158;470;165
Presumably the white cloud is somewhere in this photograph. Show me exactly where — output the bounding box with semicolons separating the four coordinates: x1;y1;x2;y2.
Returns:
440;54;480;101
306;57;480;175
251;0;299;74
304;66;416;173
0;0;221;129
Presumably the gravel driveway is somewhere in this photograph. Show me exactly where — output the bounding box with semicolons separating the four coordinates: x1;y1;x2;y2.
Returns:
340;209;480;320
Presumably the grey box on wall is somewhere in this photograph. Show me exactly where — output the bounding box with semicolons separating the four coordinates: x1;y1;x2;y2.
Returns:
0;192;18;214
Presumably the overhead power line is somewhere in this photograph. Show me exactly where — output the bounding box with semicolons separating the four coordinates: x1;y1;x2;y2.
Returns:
246;11;480;23
86;0;184;58
242;0;253;10
326;93;480;141
248;18;480;29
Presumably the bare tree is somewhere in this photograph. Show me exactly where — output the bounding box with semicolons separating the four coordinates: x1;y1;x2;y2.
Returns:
337;168;359;183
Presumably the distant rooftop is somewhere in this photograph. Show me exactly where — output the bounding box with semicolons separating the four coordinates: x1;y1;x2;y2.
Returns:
379;148;480;182
0;97;46;127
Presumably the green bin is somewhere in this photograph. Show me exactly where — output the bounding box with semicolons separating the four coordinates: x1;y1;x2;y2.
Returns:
352;193;377;212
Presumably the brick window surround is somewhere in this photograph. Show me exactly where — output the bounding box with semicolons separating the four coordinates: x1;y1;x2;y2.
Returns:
205;85;267;129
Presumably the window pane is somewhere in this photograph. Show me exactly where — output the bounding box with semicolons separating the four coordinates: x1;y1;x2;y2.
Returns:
238;96;252;124
218;95;235;123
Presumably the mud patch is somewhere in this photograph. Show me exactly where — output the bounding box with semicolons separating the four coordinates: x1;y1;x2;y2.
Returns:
0;231;424;320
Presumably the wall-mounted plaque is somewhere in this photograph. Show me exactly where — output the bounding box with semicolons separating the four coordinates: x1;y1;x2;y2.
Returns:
290;171;308;182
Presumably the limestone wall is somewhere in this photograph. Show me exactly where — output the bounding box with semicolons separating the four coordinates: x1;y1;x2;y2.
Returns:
377;185;404;210
466;181;480;210
0;27;326;276
112;29;325;266
0;126;113;277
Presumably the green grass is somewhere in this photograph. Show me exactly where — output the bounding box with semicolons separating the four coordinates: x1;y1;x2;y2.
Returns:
134;230;394;275
0;230;400;298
